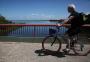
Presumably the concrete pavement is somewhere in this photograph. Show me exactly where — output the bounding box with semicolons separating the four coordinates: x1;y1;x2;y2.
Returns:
0;41;90;62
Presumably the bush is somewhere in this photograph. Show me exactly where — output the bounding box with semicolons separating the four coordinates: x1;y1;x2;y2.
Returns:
85;14;90;24
0;15;12;24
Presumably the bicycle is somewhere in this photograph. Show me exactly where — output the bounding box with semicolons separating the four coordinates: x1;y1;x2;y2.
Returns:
41;25;89;55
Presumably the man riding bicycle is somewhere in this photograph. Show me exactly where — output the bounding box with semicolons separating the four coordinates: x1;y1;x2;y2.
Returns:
58;4;82;53
41;4;90;56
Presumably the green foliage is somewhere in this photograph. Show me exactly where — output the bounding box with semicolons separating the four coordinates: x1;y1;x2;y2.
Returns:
85;14;90;24
0;15;12;24
0;15;21;36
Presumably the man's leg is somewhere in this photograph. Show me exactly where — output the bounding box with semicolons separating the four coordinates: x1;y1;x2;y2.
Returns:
63;35;71;54
63;35;77;54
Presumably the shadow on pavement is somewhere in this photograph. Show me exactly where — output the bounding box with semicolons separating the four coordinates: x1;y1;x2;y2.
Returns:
35;49;66;58
35;49;90;57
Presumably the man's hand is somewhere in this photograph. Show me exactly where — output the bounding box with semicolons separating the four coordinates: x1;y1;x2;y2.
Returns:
57;24;63;26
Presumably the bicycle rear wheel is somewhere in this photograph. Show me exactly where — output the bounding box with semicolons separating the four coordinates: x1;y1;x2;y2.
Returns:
72;38;90;55
42;36;62;52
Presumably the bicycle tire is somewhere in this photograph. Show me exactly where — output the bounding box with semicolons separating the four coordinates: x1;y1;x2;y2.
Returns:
71;38;90;55
42;36;62;52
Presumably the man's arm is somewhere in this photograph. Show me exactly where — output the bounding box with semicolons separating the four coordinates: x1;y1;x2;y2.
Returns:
63;16;74;24
58;16;75;26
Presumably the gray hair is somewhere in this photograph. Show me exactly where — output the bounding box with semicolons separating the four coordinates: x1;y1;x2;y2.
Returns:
68;4;76;9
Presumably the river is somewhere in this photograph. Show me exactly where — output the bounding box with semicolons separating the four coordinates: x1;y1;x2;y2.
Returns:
8;20;67;37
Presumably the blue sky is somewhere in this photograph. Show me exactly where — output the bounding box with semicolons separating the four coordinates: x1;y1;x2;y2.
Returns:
0;0;90;20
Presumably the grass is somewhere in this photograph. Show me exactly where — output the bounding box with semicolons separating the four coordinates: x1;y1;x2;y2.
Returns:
0;35;89;44
0;36;44;43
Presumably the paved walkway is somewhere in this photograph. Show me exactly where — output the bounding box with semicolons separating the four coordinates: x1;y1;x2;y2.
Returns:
0;41;90;62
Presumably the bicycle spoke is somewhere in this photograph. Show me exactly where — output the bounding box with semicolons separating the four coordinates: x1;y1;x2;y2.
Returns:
42;36;61;52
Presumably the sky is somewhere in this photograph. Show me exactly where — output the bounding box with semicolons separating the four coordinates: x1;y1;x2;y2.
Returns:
0;0;90;20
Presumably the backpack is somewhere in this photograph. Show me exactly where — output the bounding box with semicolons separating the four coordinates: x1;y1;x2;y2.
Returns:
78;12;86;26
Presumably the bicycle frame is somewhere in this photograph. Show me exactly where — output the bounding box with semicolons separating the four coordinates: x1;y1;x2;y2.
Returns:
50;25;84;51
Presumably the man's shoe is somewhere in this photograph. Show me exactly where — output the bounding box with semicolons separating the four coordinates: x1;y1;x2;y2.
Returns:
63;48;70;54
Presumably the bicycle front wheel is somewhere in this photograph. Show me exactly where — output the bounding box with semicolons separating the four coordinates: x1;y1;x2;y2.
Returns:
42;36;62;52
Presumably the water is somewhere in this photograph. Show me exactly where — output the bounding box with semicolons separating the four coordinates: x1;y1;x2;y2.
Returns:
11;20;57;24
8;20;67;37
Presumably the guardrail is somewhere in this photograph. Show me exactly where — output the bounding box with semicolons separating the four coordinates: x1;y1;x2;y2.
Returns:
0;24;90;37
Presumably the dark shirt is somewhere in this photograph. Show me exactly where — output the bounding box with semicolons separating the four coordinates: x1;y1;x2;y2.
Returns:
67;12;80;36
69;12;80;28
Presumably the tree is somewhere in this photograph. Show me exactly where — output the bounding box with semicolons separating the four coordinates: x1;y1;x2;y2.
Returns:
0;14;12;24
85;14;90;24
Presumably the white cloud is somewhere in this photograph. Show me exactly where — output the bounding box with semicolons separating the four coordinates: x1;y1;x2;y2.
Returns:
31;13;39;16
31;13;55;19
85;12;90;15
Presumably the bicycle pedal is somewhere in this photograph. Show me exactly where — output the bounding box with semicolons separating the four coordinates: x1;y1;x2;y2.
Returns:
63;49;70;54
51;44;53;46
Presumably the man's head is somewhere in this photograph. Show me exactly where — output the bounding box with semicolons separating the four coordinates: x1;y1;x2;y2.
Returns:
68;4;76;13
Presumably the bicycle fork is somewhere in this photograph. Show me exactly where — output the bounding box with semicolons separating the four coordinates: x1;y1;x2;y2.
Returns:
51;37;57;46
